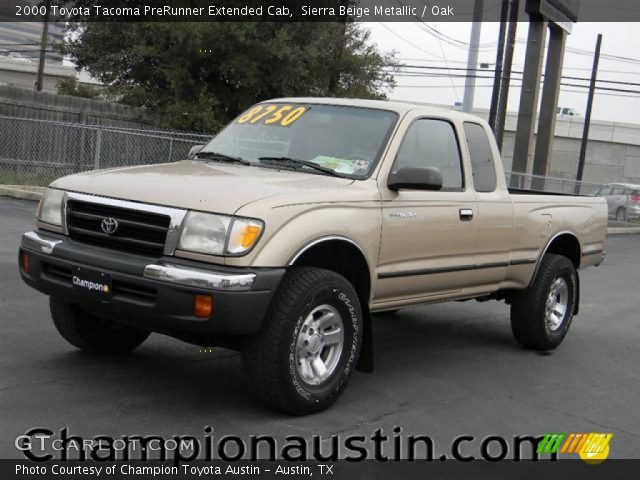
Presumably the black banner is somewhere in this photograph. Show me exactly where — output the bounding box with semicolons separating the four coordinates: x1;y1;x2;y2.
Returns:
3;459;640;479
1;0;640;23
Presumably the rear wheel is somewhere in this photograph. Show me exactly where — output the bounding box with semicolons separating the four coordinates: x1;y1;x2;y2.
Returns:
242;267;362;415
616;207;627;222
510;254;578;350
50;297;150;354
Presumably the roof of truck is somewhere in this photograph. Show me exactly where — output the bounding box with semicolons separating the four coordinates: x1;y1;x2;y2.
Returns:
264;97;485;122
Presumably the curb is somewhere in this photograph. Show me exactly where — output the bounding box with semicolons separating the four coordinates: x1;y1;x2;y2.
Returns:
0;185;45;201
1;184;640;235
607;227;640;235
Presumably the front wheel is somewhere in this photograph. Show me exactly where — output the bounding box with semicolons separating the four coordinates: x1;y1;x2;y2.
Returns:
242;267;362;415
510;254;578;350
50;297;150;354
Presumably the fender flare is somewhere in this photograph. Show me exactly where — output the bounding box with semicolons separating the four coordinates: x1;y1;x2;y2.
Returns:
529;230;581;288
288;235;367;266
287;235;374;373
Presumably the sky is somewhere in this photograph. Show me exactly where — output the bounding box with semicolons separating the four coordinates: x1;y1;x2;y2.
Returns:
367;21;640;124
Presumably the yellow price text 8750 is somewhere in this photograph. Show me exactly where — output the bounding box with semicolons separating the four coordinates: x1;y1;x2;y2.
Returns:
236;104;307;127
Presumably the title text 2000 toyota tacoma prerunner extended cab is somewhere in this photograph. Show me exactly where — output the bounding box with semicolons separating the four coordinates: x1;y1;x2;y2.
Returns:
19;98;607;414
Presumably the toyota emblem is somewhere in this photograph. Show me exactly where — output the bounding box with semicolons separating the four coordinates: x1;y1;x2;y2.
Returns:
101;217;119;235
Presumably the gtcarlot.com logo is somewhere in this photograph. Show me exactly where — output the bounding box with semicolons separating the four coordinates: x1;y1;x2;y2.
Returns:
538;433;613;464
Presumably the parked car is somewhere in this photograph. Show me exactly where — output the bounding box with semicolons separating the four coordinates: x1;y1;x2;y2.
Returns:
596;183;640;222
19;98;607;414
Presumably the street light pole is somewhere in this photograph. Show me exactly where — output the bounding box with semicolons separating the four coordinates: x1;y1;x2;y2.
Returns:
576;34;602;191
462;0;484;113
489;0;509;131
35;0;51;92
495;0;519;151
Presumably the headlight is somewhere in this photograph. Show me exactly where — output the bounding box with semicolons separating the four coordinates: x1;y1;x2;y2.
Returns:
178;212;264;256
37;188;65;226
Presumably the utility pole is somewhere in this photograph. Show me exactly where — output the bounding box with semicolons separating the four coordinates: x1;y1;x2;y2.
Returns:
488;0;509;131
328;0;349;96
511;16;548;183
495;0;519;150
462;0;484;113
531;23;567;191
576;34;602;191
35;0;51;92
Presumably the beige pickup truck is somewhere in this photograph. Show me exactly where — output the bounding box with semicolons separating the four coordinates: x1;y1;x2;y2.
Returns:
19;98;607;414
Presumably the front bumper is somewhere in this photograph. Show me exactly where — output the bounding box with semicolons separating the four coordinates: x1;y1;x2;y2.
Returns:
19;231;285;336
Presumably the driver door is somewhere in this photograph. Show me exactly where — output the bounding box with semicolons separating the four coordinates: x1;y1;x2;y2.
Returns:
374;116;478;305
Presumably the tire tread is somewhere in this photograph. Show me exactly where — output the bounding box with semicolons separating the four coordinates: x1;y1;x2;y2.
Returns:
242;267;361;415
510;254;576;350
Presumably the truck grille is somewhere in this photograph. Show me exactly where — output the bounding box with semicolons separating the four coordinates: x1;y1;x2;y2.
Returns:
66;200;170;256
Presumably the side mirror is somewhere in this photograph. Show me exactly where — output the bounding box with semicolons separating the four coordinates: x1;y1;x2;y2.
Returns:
388;167;443;191
188;144;204;159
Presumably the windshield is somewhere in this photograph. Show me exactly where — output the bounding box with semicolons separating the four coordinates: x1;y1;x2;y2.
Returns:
198;103;398;178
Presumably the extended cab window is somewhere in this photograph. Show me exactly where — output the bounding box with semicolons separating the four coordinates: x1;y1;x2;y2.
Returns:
463;122;497;193
394;119;463;190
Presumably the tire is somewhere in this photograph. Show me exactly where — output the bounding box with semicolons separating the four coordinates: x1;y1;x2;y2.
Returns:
616;207;627;222
510;254;578;350
50;297;150;354
242;267;363;415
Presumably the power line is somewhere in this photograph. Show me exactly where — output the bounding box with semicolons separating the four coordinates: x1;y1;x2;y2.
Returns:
393;83;640;100
388;64;640;94
392;64;640;87
417;22;460;101
416;23;498;52
379;23;442;60
392;75;640;96
398;57;640;76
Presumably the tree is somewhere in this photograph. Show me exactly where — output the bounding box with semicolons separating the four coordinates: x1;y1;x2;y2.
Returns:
63;22;397;132
56;76;102;99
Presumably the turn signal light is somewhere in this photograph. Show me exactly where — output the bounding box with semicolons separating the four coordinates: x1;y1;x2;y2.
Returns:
240;224;262;248
20;251;30;273
194;294;213;318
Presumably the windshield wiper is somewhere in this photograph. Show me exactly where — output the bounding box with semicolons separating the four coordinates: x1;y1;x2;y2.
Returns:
194;151;251;165
258;157;343;178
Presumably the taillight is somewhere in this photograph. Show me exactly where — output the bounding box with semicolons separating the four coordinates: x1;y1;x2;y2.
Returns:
631;195;640;203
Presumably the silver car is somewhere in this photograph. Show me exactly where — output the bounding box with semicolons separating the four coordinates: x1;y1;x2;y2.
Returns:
596;183;640;222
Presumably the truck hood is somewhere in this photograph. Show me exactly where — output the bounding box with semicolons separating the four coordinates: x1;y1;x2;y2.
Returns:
50;160;354;214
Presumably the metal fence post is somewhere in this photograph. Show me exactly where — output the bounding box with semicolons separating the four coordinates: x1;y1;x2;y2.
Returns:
168;138;174;162
94;129;102;170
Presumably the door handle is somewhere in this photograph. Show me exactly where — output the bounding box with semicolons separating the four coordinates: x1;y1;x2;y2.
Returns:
459;208;474;221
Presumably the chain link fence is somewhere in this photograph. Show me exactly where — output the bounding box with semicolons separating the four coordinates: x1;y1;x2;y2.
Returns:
506;171;640;228
0;115;212;187
505;171;604;196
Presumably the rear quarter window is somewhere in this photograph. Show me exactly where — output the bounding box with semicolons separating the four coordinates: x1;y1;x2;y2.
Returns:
463;122;497;193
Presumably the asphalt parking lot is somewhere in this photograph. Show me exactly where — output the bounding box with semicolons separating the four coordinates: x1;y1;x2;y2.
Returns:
1;196;639;459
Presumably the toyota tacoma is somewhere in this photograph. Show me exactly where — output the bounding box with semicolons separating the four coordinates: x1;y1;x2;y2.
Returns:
19;98;607;414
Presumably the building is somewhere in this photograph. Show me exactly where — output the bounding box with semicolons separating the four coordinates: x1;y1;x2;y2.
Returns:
0;21;65;64
0;22;102;93
0;55;76;93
